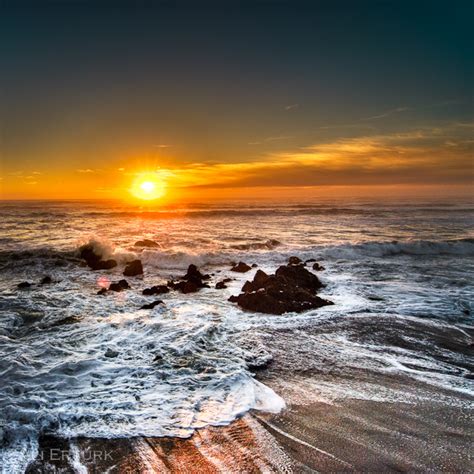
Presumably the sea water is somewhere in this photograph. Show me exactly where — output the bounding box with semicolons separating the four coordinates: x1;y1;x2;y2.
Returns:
0;198;473;471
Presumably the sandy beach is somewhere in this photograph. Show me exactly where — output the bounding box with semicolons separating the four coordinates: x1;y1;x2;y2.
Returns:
26;381;473;473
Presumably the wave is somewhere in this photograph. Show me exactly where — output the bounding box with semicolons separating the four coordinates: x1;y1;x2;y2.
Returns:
1;237;473;277
324;238;474;259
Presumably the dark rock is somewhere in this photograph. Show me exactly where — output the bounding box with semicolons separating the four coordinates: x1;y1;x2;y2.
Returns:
168;264;210;293
185;264;210;281
251;263;258;268
288;256;303;266
109;279;130;292
172;281;200;294
231;287;332;315
94;259;118;270
97;288;107;295
17;281;32;289
229;264;331;314
305;258;317;264
241;269;270;293
368;295;384;301
140;300;164;310
142;285;169;296
123;259;143;276
215;281;227;289
247;359;272;371
275;264;324;292
79;244;117;270
79;244;101;267
105;348;119;358
40;276;52;285
231;262;252;273
117;279;130;289
312;262;325;271
134;239;159;248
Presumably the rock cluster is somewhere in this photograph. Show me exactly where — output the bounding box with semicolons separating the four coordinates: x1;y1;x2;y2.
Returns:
229;258;332;314
168;264;211;293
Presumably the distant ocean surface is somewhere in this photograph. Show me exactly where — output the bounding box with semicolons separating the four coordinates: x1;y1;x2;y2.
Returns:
0;198;473;472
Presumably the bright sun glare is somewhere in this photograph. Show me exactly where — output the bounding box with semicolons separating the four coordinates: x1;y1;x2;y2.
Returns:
130;173;166;200
140;181;155;193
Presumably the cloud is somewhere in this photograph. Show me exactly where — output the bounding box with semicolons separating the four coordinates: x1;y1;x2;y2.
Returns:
248;135;293;145
285;104;299;110
319;124;376;131
363;107;409;121
76;169;95;173
162;123;473;189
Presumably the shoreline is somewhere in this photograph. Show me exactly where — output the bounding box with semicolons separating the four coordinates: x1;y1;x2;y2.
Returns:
26;388;474;473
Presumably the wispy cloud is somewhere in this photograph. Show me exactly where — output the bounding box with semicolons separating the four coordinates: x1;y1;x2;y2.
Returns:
285;104;299;110
166;123;473;188
362;107;409;121
248;135;294;145
319;123;376;131
76;169;95;173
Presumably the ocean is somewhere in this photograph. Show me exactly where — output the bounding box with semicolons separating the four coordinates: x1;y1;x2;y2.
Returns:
0;197;473;472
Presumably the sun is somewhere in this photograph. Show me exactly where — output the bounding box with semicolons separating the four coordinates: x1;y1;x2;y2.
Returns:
130;173;166;200
140;181;155;193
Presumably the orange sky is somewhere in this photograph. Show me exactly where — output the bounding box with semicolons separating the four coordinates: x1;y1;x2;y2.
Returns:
1;122;472;201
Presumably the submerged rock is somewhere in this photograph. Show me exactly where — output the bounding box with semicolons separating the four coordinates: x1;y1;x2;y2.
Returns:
140;300;164;309
123;260;143;277
229;264;332;315
40;276;53;285
312;262;325;271
134;239;159;248
98;279;130;294
215;281;228;289
142;285;169;295
231;262;252;273
50;315;82;327
105;348;119;358
17;281;32;289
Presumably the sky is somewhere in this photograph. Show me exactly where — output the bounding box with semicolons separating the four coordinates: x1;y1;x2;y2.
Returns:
0;0;472;201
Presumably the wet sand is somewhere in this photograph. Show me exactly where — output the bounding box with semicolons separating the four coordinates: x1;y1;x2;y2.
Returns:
25;318;473;472
26;392;473;473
